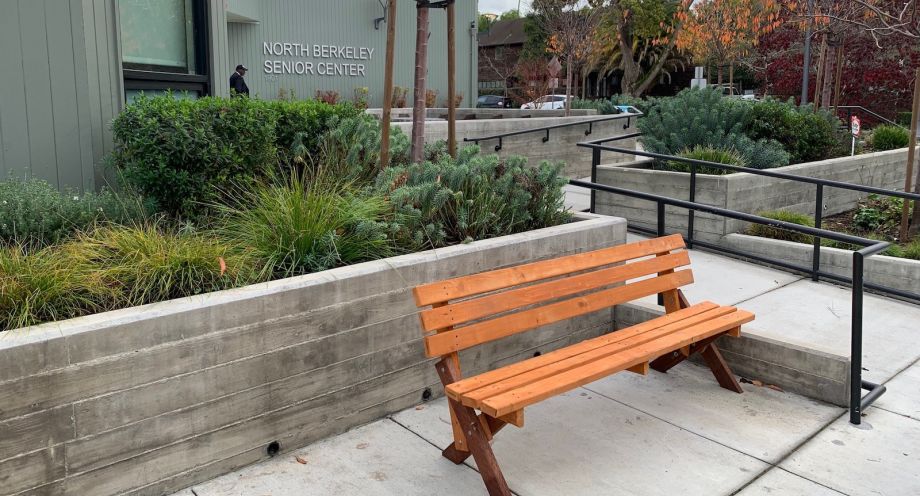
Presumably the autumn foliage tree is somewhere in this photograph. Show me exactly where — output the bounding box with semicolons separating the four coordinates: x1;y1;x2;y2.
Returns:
677;0;782;91
587;0;693;97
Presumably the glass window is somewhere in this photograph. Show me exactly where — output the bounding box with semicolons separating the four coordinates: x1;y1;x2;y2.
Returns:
119;0;210;101
120;0;197;73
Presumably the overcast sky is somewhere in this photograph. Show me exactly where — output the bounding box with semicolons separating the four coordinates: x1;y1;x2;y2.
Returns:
479;0;530;15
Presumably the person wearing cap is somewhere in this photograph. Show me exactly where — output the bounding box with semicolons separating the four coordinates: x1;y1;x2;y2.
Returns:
230;65;249;97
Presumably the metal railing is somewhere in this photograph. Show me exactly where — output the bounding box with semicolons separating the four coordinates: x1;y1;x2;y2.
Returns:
580;137;920;301
573;135;920;426
836;105;906;128
568;177;891;425
463;111;642;152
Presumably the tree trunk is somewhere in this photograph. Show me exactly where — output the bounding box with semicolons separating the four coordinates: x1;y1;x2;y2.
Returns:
907;69;920;238
729;63;734;95
564;58;573;116
718;65;723;86
380;0;397;169
821;44;835;108
410;4;430;165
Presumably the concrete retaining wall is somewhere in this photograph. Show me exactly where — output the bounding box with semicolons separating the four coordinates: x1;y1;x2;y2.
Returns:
394;114;641;178
595;149;909;242
722;233;920;299
614;302;851;407
0;215;626;496
367;108;599;120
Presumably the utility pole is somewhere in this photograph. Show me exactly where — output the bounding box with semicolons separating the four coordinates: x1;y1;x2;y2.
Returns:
380;0;397;169
800;0;815;106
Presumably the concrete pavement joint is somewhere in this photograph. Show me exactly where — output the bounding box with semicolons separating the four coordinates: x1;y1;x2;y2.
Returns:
580;383;848;496
386;416;524;496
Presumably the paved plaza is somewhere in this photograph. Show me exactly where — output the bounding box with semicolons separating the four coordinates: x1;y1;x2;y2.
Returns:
173;242;920;496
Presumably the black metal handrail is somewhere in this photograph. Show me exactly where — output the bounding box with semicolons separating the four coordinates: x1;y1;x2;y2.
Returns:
567;178;891;426
836;105;906;128
580;138;920;303
463;111;643;151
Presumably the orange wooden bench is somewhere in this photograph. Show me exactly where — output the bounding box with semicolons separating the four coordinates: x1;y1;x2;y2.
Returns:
412;234;755;495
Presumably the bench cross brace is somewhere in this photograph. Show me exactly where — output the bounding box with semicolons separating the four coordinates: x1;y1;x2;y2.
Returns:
651;289;743;394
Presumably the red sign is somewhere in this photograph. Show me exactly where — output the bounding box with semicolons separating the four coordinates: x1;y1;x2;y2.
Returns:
850;116;861;136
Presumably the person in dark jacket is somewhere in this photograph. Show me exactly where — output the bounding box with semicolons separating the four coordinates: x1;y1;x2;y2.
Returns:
230;65;249;97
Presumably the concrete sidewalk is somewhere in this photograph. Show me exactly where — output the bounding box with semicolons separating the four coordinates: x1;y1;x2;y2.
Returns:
173;241;920;496
175;360;920;496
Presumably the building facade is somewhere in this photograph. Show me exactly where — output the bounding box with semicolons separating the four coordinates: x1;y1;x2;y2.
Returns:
0;0;479;191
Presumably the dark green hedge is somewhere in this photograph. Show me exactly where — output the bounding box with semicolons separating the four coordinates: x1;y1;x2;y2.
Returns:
110;95;361;219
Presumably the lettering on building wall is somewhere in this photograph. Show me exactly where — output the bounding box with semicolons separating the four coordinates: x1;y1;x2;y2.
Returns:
263;42;374;77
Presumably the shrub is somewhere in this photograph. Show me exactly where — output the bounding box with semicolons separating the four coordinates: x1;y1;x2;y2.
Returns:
376;146;571;249
870;124;910;151
896;111;913;127
67;223;259;307
308;115;410;184
902;239;920;260
664;146;746;175
639;88;790;170
0;177;150;248
746;99;842;164
217;173;392;279
0;245;110;331
425;89;439;108
315;90;339;105
748;210;815;244
353;87;370;109
393;86;409;108
111;95;361;219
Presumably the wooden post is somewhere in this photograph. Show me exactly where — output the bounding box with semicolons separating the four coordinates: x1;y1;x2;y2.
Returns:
447;1;457;158
832;38;844;111
410;1;431;165
903;68;920;238
380;0;398;169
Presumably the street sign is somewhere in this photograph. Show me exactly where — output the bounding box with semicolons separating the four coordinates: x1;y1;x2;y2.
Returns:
850;115;861;156
549;77;559;88
547;56;562;78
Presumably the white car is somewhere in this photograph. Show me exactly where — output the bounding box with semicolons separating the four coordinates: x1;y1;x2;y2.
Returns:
521;94;571;110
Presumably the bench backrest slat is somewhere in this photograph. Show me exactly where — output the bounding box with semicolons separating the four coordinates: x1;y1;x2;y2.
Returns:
413;234;686;307
419;251;691;332
424;270;693;357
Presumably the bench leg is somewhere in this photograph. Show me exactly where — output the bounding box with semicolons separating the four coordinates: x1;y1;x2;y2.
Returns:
650;334;743;394
436;359;512;496
443;414;508;464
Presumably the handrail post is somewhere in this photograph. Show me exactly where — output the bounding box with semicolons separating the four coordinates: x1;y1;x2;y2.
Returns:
688;164;697;249
850;251;865;425
812;184;824;281
590;148;600;213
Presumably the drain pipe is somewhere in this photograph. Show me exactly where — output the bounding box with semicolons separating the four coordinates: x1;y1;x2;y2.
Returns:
469;21;476;104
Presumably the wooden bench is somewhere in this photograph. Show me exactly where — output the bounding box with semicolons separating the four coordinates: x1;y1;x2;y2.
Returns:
412;234;755;495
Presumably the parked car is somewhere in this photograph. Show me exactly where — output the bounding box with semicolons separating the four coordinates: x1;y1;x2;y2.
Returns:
476;95;513;108
521;94;571;110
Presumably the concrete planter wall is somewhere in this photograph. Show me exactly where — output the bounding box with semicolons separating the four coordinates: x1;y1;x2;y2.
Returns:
595;149;909;242
722;233;920;298
393;114;640;179
0;215;626;496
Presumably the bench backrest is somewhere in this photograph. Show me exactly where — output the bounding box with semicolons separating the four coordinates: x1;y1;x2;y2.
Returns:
413;234;692;359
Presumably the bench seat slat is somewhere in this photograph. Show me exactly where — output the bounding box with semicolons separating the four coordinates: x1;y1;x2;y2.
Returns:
477;310;755;417
445;302;720;399
413;234;686;306
455;307;743;407
453;306;743;407
424;270;694;357
420;251;691;332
